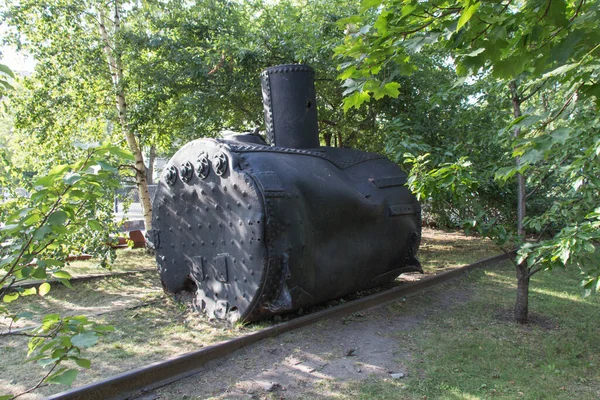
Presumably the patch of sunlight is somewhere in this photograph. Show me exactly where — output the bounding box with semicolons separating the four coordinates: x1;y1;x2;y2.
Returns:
446;387;484;400
530;287;594;304
484;271;517;286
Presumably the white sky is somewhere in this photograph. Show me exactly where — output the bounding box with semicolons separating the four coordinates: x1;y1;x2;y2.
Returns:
1;46;36;74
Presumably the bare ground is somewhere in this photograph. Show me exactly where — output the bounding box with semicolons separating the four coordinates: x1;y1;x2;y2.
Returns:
149;284;473;400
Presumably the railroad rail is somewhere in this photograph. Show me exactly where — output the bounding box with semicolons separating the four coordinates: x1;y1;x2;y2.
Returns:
47;252;513;400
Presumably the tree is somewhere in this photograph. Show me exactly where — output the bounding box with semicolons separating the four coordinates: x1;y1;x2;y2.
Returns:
3;0;154;230
0;142;129;397
336;0;600;322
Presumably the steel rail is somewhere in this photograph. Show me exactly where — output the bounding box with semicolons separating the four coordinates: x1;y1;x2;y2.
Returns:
47;252;513;400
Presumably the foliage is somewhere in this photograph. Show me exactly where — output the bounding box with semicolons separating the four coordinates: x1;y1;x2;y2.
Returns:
0;142;128;397
336;0;600;301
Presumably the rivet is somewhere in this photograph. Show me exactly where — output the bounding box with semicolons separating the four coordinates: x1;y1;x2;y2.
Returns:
188;224;192;230
233;183;238;189
240;240;244;245
211;240;215;245
231;240;235;245
243;278;247;283
215;204;219;209
201;241;205;246
221;240;225;245
169;227;173;232
211;187;216;193
239;220;243;226
218;222;223;228
226;203;231;210
192;242;195;247
229;221;233;227
236;201;241;207
198;224;202;229
171;244;175;248
250;270;254;276
232;258;236;263
208;223;212;229
242;191;247;197
205;206;209;212
201;189;206;195
234;277;238;282
223;186;227;191
248;205;252;209
249;255;254;260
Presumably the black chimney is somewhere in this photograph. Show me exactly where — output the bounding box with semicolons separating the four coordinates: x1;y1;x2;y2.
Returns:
260;64;320;149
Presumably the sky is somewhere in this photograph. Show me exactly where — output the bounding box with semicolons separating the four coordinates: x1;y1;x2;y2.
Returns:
1;46;36;74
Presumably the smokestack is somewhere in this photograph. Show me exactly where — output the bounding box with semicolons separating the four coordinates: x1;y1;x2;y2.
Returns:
260;64;319;149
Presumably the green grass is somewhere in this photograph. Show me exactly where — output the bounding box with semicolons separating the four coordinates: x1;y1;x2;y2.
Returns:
62;248;154;276
344;260;600;400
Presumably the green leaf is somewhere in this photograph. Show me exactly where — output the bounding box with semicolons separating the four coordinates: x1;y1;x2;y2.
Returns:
52;270;72;280
47;211;68;226
401;3;418;17
39;282;51;296
3;293;19;303
542;63;579;79
73;141;101;150
107;146;135;161
0;395;14;400
88;219;103;231
74;358;91;368
456;3;480;32
15;311;34;320
96;160;118;173
0;64;15;78
46;368;78;386
343;91;371;112
71;332;98;348
33;175;57;187
48;164;71;176
21;287;37;296
63;173;82;186
360;0;382;11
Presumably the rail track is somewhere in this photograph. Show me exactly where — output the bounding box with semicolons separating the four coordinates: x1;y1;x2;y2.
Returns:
45;252;513;400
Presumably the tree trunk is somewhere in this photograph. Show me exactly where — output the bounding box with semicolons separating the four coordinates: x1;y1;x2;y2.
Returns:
515;260;530;323
147;145;156;185
510;80;528;323
98;4;153;231
323;131;332;147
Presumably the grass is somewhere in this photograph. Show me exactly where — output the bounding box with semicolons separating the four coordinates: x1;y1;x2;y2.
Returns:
62;248;154;276
0;230;529;399
340;259;600;400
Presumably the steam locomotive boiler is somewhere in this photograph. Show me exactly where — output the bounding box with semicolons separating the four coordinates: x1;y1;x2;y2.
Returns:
147;65;422;323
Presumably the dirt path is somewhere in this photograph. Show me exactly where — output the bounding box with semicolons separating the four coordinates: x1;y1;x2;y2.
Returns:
150;283;472;400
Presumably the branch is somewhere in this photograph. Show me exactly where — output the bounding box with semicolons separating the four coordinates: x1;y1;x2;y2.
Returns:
539;0;552;21
540;82;582;127
520;79;548;103
11;345;73;400
525;266;543;279
499;245;518;267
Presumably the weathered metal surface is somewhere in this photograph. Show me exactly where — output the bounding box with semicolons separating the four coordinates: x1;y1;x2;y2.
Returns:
260;64;319;148
148;64;423;322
